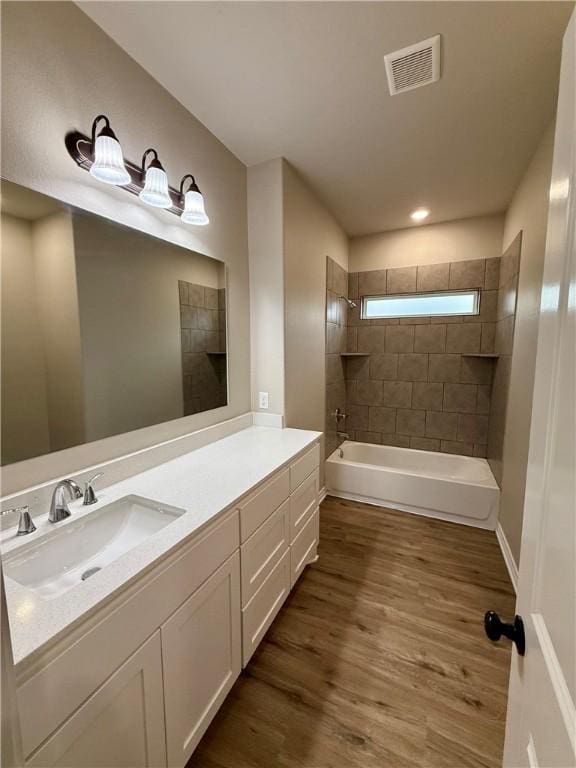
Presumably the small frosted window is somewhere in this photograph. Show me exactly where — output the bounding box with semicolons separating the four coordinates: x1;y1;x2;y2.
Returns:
362;290;480;319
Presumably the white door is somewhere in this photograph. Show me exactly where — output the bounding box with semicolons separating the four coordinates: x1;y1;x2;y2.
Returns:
502;11;576;768
161;551;241;768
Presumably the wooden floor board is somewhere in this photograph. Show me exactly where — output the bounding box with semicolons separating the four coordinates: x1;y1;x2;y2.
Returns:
188;496;515;768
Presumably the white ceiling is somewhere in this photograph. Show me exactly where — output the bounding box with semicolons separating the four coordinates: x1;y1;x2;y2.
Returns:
79;1;573;236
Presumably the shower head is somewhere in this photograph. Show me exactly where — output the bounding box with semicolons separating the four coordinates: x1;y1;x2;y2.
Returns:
337;295;357;309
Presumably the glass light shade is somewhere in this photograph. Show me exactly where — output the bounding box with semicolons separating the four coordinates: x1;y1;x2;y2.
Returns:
139;166;172;208
181;189;209;226
89;135;131;186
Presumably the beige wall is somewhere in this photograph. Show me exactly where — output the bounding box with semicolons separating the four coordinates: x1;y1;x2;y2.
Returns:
1;1;250;493
33;211;86;453
247;159;285;416
0;215;51;464
498;123;555;565
283;161;349;466
350;214;505;273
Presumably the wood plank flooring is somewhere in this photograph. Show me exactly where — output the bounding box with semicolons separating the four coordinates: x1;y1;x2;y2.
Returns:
188;496;516;768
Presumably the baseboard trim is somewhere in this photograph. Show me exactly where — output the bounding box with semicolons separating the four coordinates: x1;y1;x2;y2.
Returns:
318;486;327;504
496;522;518;593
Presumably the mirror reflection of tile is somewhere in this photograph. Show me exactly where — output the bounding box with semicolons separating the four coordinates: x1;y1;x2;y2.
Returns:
179;281;227;415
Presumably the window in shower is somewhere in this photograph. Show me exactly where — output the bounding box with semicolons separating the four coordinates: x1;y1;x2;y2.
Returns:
361;290;480;320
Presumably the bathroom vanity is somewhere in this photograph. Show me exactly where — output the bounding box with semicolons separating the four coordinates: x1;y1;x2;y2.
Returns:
2;426;321;767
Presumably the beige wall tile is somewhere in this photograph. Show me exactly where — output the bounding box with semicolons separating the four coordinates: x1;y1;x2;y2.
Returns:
443;382;478;413
396;408;425;436
410;436;440;452
441;440;474;456
385;325;415;352
188;283;205;308
369;353;398;380
428;353;461;382
349;379;383;406
348;272;359;300
458;413;489;443
358;325;385;353
347;327;358;352
414;324;447;353
380;433;410;447
368;405;396;433
460;357;494;385
412;382;443;410
445;323;481;353
359;269;387;296
480;323;496;353
387;266;417;294
398;353;428;381
205;287;218;309
448;259;486;289
473;444;488;458
416;263;450;292
345;356;370;380
425;410;458;440
484;258;501;290
477;385;491;414
347;404;369;431
383;380;412;408
354;430;381;444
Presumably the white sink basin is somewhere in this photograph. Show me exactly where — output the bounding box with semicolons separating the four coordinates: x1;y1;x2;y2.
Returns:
3;495;185;598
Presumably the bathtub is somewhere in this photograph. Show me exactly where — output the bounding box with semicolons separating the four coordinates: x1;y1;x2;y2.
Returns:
326;441;500;529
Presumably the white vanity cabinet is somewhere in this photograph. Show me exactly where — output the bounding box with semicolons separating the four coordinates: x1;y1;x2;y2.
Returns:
26;632;166;768
14;435;321;768
239;442;320;665
161;552;241;767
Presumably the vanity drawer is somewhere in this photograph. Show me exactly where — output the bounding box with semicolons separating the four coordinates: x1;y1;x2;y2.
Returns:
239;468;290;543
289;468;319;543
289;443;320;492
241;499;290;606
290;508;319;588
241;549;290;666
16;509;239;759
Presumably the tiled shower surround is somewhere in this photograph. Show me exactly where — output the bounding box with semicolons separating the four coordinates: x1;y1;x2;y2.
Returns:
325;248;520;461
179;281;227;416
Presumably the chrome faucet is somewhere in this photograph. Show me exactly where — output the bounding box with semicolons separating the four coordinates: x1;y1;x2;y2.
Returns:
49;479;83;523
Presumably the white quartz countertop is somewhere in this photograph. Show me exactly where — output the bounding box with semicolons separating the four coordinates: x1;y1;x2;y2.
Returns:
3;426;321;666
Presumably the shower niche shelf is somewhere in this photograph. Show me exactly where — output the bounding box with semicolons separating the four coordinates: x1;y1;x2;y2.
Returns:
462;354;500;359
340;352;370;357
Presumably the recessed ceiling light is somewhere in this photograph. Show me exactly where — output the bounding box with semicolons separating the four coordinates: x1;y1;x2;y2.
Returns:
410;208;430;222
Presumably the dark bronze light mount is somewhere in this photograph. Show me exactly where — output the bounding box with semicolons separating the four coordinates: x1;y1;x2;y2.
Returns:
65;114;208;223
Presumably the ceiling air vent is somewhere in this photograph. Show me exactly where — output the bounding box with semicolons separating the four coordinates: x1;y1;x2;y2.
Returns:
384;35;441;95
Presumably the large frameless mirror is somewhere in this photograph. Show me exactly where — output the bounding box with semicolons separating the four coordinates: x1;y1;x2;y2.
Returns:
1;180;228;466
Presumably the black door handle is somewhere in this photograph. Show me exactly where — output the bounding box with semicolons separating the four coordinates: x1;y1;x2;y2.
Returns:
484;611;525;656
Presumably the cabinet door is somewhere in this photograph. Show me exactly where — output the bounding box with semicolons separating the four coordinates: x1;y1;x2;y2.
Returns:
161;551;241;767
27;632;166;768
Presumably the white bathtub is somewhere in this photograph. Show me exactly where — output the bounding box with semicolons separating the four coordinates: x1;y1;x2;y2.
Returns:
326;441;500;529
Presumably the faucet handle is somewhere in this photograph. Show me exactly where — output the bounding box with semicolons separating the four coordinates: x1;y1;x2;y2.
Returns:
83;473;104;506
14;506;37;536
1;505;37;535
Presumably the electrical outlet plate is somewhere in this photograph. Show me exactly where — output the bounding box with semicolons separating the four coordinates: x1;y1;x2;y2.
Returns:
258;391;269;409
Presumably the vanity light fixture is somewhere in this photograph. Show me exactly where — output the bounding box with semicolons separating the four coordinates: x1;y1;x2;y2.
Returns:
65;115;210;223
139;149;172;209
179;174;209;226
88;115;131;186
410;208;430;222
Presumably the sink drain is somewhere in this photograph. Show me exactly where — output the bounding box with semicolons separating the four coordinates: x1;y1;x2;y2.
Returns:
81;566;102;581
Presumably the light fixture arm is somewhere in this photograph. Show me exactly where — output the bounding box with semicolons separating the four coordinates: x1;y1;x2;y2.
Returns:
90;115;114;148
179;173;200;200
141;148;163;179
